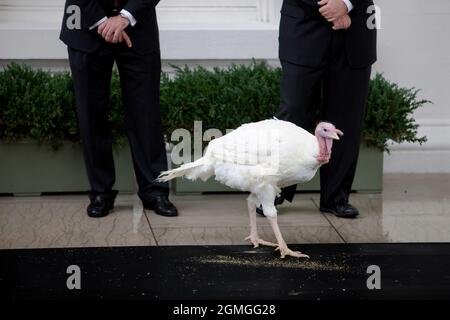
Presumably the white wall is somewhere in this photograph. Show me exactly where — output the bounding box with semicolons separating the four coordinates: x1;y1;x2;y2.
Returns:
372;0;450;173
0;0;282;60
0;0;449;173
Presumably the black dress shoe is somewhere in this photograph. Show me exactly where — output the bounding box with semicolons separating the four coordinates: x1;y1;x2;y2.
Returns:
320;202;359;219
256;196;285;217
143;195;178;217
87;190;118;218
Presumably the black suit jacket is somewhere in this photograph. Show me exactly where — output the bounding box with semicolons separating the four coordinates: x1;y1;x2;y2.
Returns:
60;0;160;54
279;0;377;68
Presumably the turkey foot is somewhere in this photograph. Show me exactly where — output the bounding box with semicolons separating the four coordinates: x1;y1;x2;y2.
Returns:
245;235;277;248
268;216;310;259
275;245;309;259
245;200;276;248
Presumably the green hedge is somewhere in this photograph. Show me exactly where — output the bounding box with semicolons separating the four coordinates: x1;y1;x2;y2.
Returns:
0;62;427;151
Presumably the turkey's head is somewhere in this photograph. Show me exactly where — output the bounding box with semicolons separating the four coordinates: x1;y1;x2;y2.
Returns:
315;122;343;163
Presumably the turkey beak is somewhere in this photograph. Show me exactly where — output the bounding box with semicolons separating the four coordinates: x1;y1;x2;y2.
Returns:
330;132;340;140
330;129;343;140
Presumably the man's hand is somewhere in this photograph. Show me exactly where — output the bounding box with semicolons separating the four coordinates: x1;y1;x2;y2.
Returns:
332;14;351;30
98;16;130;44
318;0;348;22
117;30;133;48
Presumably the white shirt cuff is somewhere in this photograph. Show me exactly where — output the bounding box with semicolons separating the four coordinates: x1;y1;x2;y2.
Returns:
342;0;353;12
89;16;107;30
120;9;137;26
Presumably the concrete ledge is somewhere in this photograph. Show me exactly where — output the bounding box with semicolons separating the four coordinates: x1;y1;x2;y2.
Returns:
384;121;450;173
384;150;450;173
0;22;278;60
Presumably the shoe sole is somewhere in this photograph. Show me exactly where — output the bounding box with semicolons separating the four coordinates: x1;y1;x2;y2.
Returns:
143;207;178;217
87;208;114;218
320;207;359;219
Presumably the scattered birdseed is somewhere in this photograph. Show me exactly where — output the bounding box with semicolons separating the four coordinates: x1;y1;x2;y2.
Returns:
190;255;349;272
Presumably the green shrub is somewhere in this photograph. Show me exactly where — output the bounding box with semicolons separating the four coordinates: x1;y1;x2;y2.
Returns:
160;64;282;135
0;64;77;148
364;73;428;152
0;62;427;152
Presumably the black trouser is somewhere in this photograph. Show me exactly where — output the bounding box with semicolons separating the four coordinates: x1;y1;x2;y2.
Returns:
276;32;371;207
68;42;169;199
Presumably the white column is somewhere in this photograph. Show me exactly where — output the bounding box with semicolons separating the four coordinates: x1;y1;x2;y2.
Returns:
256;0;282;24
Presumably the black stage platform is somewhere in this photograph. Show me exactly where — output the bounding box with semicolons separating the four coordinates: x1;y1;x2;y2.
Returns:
1;243;449;300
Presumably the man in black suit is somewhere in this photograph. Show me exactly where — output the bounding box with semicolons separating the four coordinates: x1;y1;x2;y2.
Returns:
259;0;377;218
60;0;178;218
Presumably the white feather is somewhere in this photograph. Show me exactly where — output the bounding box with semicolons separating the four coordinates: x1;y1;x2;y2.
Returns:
157;119;323;217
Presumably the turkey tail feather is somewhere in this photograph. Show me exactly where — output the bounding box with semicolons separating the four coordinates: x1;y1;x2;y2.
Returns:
156;158;207;182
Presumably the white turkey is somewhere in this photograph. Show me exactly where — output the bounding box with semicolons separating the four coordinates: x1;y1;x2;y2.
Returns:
157;119;343;258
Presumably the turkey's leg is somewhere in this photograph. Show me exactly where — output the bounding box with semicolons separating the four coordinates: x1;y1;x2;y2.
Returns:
245;201;277;248
267;216;309;259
